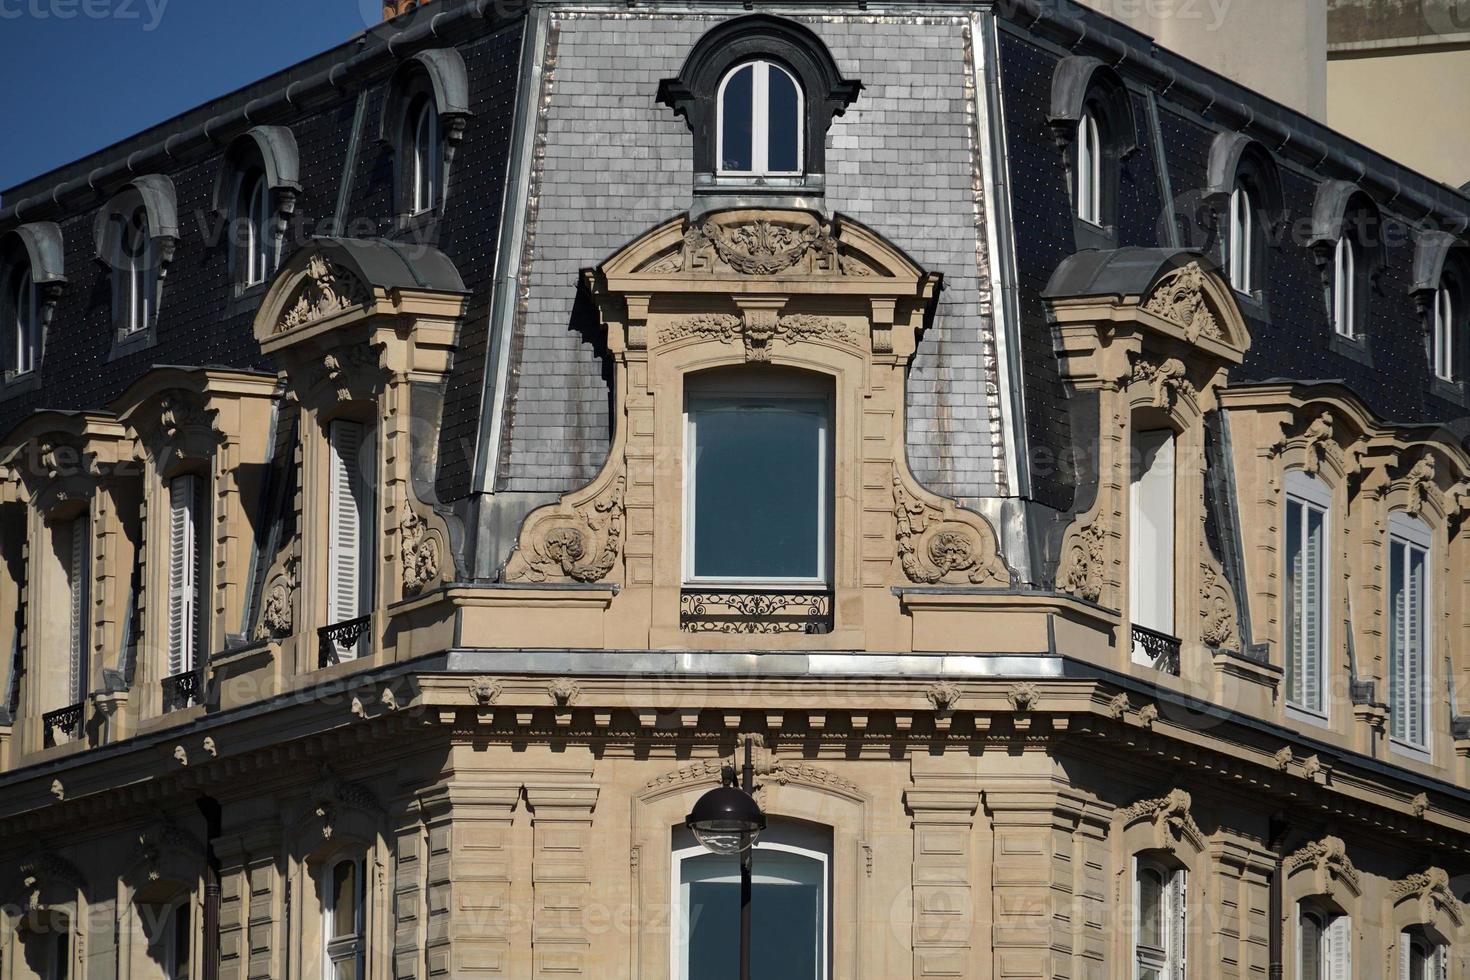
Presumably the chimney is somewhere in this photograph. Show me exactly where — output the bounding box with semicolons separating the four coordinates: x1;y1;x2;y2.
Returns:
383;0;424;20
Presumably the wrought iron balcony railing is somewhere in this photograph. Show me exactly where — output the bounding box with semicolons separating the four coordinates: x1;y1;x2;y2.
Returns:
1131;623;1182;676
161;668;204;712
42;702;85;748
679;589;834;635
319;615;372;668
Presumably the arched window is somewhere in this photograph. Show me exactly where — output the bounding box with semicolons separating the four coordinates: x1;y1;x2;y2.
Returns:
1332;234;1358;339
409;95;442;215
324;856;366;980
10;264;40;375
1076;108;1103;227
1299;903;1350;980
1399;927;1446;980
672;821;831;980
1228;181;1256;294
1284;470;1331;720
238;170;274;288
120;204;158;335
1134;858;1185;980
717;59;803;177
1432;278;1455;381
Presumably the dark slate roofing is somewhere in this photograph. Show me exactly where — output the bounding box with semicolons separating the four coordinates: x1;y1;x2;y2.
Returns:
1042;247;1214;301
306;237;468;293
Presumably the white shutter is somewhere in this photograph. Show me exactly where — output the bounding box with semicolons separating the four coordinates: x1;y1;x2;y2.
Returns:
1391;541;1409;741
1130;430;1176;658
67;515;89;705
166;475;197;677
1328;915;1350;980
1406;545;1425;745
328;420;373;660
1171;867;1186;980
1400;934;1412;980
1303;505;1324;712
1435;944;1448;980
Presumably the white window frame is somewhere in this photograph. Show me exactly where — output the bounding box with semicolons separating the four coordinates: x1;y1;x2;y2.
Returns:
1077;109;1104;226
670;833;831;980
1332;234;1357;339
683;389;831;588
238;170;274;288
121;205;157;335
1132;857;1185;980
1297;904;1351;980
1228;181;1255;295
716;59;805;178
1283;470;1332;724
1387;511;1432;758
323;855;367;980
13;265;40;375
1431;281;1454;382
410;98;441;215
1129;428;1176;663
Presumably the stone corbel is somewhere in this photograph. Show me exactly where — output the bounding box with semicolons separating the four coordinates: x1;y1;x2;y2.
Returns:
504;459;627;585
890;463;1011;587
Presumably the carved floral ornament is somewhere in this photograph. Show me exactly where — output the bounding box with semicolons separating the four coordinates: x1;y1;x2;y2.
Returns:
1140;262;1223;342
1199;559;1240;652
1391;867;1465;926
505;474;626;584
255;553;298;641
658;311;860;363
891;466;1010;587
1284;836;1362;897
1120;788;1206;854
644;213;878;279
276;254;368;334
399;506;443;597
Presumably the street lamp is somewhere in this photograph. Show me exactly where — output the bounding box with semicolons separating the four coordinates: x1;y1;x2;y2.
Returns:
686;737;765;980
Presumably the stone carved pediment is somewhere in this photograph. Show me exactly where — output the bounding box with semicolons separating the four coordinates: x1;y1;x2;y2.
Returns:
1391;867;1464;926
276;254;368;334
1120;788;1206;855
641;212;878;279
1141;262;1222;342
1284;836;1361;898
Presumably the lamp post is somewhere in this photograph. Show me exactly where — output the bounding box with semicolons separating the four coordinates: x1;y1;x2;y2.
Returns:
685;737;766;980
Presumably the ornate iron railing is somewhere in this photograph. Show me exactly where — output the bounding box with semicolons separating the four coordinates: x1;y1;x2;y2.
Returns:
42;703;85;748
679;589;834;635
161;668;204;712
319;615;372;668
1132;623;1182;676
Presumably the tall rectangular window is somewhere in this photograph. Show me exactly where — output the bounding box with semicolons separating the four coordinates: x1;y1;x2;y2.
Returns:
1388;513;1431;750
1130;429;1175;662
65;514;90;709
1284;472;1330;717
685;383;830;585
327;420;375;660
1134;860;1185;980
1399;930;1447;980
1299;906;1350;980
324;857;366;980
166;474;209;681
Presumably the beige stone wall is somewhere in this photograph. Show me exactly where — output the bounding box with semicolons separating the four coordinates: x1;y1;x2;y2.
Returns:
1074;0;1329;117
1327;47;1470;187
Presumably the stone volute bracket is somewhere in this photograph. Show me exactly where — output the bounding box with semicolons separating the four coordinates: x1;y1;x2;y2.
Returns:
501;207;1012;594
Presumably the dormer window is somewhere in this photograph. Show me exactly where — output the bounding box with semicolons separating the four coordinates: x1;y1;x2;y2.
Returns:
718;60;803;177
1076;109;1103;226
326;419;376;661
409;96;442;215
120;204;157;335
1432;281;1454;381
238;170;275;288
10;265;39;375
1332;234;1358;339
1228;181;1256;294
163;473;209;710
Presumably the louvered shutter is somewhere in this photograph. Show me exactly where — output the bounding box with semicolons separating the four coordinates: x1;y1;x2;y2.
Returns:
67;515;89;705
1434;944;1447;980
1172;867;1186;980
1391;541;1408;741
1303;506;1324;712
1399;934;1412;980
1406;545;1426;746
193;475;211;665
328;420;371;660
1328;915;1350;980
166;475;197;677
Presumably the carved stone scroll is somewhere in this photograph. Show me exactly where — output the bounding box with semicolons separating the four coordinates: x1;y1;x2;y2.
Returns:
1199;557;1240;652
505;473;626;584
399;506;444;598
1056;519;1108;603
254;554;298;641
890;467;1009;586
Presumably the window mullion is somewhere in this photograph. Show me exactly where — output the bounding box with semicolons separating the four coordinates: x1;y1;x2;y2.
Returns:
753;61;770;176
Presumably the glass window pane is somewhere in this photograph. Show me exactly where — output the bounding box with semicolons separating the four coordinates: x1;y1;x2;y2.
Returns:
1138;867;1163;949
682;850;823;980
721;65;754;172
691;400;825;580
331;861;358;939
766;66;800;173
1300;912;1322;980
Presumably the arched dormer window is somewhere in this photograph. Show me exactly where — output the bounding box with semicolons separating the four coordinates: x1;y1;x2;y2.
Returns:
95;176;178;347
213;127;301;293
1049;57;1136;239
1206;135;1283;301
1412;231;1468;387
0;223;65;382
658;15;860;198
380;49;471;227
717;59;803;176
1310;181;1382;347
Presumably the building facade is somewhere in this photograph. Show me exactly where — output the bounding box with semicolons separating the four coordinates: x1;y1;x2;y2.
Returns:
0;1;1468;978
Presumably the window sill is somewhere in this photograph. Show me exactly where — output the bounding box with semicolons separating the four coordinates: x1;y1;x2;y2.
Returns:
108;325;159;362
691;173;826;217
392;209;442;244
1389;737;1432;765
1429;375;1467;408
1326;330;1373;368
1072;217;1116;251
0;370;41;401
1284;703;1330;729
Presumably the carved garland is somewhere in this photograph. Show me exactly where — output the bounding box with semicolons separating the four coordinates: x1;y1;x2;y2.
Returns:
505;474;626;584
652;217;875;278
891;469;1008;586
1141;262;1222;342
1283;836;1361;894
658;312;859;362
1199;559;1240;652
1131;357;1195;410
277;255;368;333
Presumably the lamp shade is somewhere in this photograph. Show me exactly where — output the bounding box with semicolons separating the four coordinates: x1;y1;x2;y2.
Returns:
685;785;766;855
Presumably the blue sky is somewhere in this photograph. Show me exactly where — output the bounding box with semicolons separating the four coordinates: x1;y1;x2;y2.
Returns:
0;0;379;194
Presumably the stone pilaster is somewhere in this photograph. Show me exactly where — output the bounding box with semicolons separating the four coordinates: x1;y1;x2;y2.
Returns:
1210;839;1272;980
904;761;983;979
215;827;279;980
525;781;600;978
416;782;522;978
